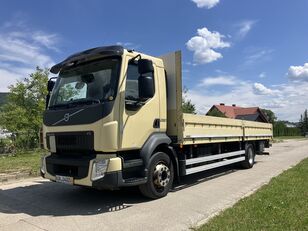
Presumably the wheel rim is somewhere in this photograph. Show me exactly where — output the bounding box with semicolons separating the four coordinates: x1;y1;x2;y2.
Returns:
153;162;171;190
248;148;254;165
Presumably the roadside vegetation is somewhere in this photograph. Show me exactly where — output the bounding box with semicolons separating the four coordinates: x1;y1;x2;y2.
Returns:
197;158;308;231
0;68;48;176
182;87;196;114
273;136;306;143
0;150;44;176
0;67;48;153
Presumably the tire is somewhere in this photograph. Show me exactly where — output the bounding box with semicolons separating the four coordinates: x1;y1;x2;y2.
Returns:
241;144;255;169
139;152;174;199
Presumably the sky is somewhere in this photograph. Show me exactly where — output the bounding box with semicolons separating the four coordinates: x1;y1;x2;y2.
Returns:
1;0;308;121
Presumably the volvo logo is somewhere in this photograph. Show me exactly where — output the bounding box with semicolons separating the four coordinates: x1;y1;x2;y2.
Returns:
52;109;85;126
64;113;70;122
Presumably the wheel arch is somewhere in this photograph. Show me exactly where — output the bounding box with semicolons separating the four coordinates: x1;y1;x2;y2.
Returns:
153;144;179;181
140;133;179;179
245;141;255;151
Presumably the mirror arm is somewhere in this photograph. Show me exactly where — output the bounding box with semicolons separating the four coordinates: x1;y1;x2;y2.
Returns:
129;54;141;64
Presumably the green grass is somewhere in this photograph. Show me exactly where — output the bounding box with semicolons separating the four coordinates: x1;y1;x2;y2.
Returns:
197;158;308;231
274;136;305;140
273;136;305;143
0;150;44;176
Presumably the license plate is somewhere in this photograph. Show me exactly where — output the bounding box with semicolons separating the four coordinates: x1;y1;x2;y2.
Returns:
55;175;73;185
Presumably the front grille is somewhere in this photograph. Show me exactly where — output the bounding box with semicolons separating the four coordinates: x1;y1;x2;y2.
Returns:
46;131;94;154
46;154;93;179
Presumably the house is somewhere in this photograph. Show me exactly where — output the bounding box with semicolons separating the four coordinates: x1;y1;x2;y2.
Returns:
206;103;269;123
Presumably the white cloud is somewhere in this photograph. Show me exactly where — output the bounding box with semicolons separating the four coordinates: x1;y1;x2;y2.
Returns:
237;20;256;38
244;49;273;66
253;83;277;95
0;34;54;67
259;72;266;78
0;69;23;92
186;27;230;64
261;101;287;109
0;21;59;92
191;0;220;9
199;76;236;86
116;41;140;50
32;31;59;51
287;63;308;81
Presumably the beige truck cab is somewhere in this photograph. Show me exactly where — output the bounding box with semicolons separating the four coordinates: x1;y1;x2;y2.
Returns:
41;45;272;199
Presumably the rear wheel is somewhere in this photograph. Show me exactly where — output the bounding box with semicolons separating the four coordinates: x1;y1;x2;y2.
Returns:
241;144;255;169
139;152;174;199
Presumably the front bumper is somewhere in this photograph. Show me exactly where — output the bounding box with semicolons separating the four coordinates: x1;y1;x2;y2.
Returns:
41;154;146;189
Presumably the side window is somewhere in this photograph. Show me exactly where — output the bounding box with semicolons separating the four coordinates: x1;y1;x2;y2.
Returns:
125;64;139;100
125;63;154;101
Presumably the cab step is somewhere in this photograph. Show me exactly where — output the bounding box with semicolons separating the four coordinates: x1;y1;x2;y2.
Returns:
123;177;147;186
123;159;144;169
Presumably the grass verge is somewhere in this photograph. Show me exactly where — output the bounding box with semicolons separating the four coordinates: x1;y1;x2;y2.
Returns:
0;150;44;176
273;136;305;143
197;158;308;231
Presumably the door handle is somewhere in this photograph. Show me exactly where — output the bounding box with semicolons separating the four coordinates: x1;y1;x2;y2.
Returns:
153;119;160;128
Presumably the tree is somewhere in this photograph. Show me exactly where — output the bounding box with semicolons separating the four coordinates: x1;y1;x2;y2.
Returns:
273;121;301;137
182;87;196;114
261;109;277;124
0;67;49;149
298;109;308;135
261;109;302;137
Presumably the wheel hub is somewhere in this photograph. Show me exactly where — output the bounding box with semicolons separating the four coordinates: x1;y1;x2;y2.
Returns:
153;163;171;187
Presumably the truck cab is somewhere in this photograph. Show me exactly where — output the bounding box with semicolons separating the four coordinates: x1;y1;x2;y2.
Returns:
42;46;174;198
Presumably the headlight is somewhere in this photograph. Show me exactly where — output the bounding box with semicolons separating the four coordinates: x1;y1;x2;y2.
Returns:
91;159;109;181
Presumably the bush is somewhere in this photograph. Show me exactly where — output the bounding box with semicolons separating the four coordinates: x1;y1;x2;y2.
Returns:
0;138;15;154
273;122;301;137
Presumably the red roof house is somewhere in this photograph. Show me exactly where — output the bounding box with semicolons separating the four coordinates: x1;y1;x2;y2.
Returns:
206;104;269;123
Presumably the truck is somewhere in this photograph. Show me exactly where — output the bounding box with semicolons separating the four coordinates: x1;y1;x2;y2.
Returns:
41;45;273;199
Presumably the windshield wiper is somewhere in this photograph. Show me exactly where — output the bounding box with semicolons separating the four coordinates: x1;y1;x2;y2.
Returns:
49;98;101;110
48;103;70;110
68;98;101;106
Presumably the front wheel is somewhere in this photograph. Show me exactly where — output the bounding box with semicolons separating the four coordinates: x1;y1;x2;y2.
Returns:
139;152;174;199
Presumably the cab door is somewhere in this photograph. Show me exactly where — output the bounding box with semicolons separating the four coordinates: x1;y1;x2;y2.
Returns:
119;56;160;150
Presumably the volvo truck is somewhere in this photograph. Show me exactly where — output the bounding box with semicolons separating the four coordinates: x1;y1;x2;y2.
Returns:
41;45;272;199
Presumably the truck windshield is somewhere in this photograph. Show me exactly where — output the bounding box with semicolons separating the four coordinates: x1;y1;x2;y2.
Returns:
48;58;121;109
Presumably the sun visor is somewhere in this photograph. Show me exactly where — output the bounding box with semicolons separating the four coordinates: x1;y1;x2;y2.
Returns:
50;45;124;74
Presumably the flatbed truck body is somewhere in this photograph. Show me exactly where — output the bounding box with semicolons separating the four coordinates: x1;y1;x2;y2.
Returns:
41;46;272;198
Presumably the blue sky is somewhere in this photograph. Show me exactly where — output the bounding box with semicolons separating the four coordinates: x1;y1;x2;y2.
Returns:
1;0;308;121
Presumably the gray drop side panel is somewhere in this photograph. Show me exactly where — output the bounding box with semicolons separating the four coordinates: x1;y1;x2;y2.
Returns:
159;51;183;143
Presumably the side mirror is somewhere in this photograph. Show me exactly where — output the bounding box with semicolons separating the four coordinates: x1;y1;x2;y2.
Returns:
138;75;154;100
46;94;51;109
138;59;154;74
46;77;57;109
47;78;57;92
